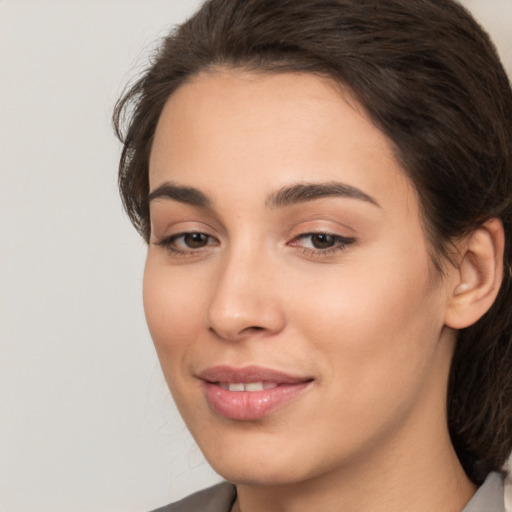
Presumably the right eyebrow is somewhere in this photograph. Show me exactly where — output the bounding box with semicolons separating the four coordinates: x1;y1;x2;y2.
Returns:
147;182;211;208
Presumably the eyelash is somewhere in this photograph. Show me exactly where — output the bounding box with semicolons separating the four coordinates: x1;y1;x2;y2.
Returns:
156;232;219;257
155;232;355;259
289;233;355;257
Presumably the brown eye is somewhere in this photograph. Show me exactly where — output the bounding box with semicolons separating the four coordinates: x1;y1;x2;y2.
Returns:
288;232;356;258
310;233;336;249
183;232;209;248
156;231;219;255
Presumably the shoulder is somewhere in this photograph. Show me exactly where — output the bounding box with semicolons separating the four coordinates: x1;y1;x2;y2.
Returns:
150;482;237;512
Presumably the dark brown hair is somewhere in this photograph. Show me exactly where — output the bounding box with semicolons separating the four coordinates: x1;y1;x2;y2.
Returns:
113;0;512;484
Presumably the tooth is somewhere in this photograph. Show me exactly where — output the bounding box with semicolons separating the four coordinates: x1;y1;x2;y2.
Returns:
228;383;245;392
263;382;278;390
219;383;229;390
245;382;264;392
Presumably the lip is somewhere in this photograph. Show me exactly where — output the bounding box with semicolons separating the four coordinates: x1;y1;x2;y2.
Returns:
198;365;313;420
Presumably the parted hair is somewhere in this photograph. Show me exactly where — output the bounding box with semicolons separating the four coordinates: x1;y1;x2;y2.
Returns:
113;0;512;484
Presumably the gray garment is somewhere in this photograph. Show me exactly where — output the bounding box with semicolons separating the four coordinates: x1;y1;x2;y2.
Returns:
151;471;505;512
151;482;236;512
462;472;505;512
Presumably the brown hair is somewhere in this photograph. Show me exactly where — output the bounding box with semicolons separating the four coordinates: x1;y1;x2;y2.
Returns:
113;0;512;484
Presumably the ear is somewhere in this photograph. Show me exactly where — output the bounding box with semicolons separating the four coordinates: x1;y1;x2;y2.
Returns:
444;218;505;329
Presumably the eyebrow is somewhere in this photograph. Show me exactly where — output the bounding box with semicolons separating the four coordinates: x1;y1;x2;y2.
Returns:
147;181;380;209
265;182;380;209
148;182;210;208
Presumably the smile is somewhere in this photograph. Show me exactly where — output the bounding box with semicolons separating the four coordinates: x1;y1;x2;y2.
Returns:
199;366;313;420
219;382;278;391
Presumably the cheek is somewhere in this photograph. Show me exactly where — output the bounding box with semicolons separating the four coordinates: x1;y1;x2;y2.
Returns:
142;257;205;364
292;243;444;396
142;257;213;424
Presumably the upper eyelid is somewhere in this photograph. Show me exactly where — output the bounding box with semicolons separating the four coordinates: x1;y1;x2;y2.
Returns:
151;220;220;241
154;229;354;241
152;216;358;243
290;233;355;245
159;231;218;244
294;231;353;238
290;230;356;242
286;217;356;235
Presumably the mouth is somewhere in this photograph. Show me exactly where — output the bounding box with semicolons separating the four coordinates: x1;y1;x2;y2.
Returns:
218;382;278;391
198;365;313;420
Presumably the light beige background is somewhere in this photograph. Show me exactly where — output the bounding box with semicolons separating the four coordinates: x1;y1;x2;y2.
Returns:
0;1;510;511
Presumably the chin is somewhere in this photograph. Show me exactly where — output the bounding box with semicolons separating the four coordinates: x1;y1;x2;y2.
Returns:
209;457;311;487
194;426;335;488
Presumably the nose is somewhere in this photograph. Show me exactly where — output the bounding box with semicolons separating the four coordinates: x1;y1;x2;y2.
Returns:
205;250;285;342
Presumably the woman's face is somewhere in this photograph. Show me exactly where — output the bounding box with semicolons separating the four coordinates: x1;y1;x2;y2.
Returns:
144;70;456;485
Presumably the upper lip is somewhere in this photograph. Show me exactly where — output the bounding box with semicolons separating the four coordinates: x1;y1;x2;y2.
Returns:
198;365;312;384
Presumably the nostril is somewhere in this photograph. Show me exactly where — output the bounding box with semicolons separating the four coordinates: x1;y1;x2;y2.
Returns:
209;324;266;341
242;326;265;334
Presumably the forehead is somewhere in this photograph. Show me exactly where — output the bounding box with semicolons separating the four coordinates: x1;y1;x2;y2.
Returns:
149;69;416;214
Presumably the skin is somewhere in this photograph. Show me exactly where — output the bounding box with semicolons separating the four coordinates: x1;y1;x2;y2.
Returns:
144;70;478;512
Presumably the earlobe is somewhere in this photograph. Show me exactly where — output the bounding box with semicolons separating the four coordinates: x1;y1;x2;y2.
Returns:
445;219;505;329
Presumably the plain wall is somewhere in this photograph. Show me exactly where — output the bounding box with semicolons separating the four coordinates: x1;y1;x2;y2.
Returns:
0;1;510;511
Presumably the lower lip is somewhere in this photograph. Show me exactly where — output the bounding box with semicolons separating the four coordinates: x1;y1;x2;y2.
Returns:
203;381;311;420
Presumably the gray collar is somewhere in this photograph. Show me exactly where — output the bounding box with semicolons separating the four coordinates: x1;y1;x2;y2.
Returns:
462;472;505;512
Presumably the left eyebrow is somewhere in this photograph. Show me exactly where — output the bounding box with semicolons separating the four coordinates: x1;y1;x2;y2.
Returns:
265;182;380;209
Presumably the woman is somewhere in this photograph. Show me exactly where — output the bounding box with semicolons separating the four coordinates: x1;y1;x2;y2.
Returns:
114;0;512;510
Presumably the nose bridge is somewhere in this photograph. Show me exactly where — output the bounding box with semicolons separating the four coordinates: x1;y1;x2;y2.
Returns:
206;238;284;341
